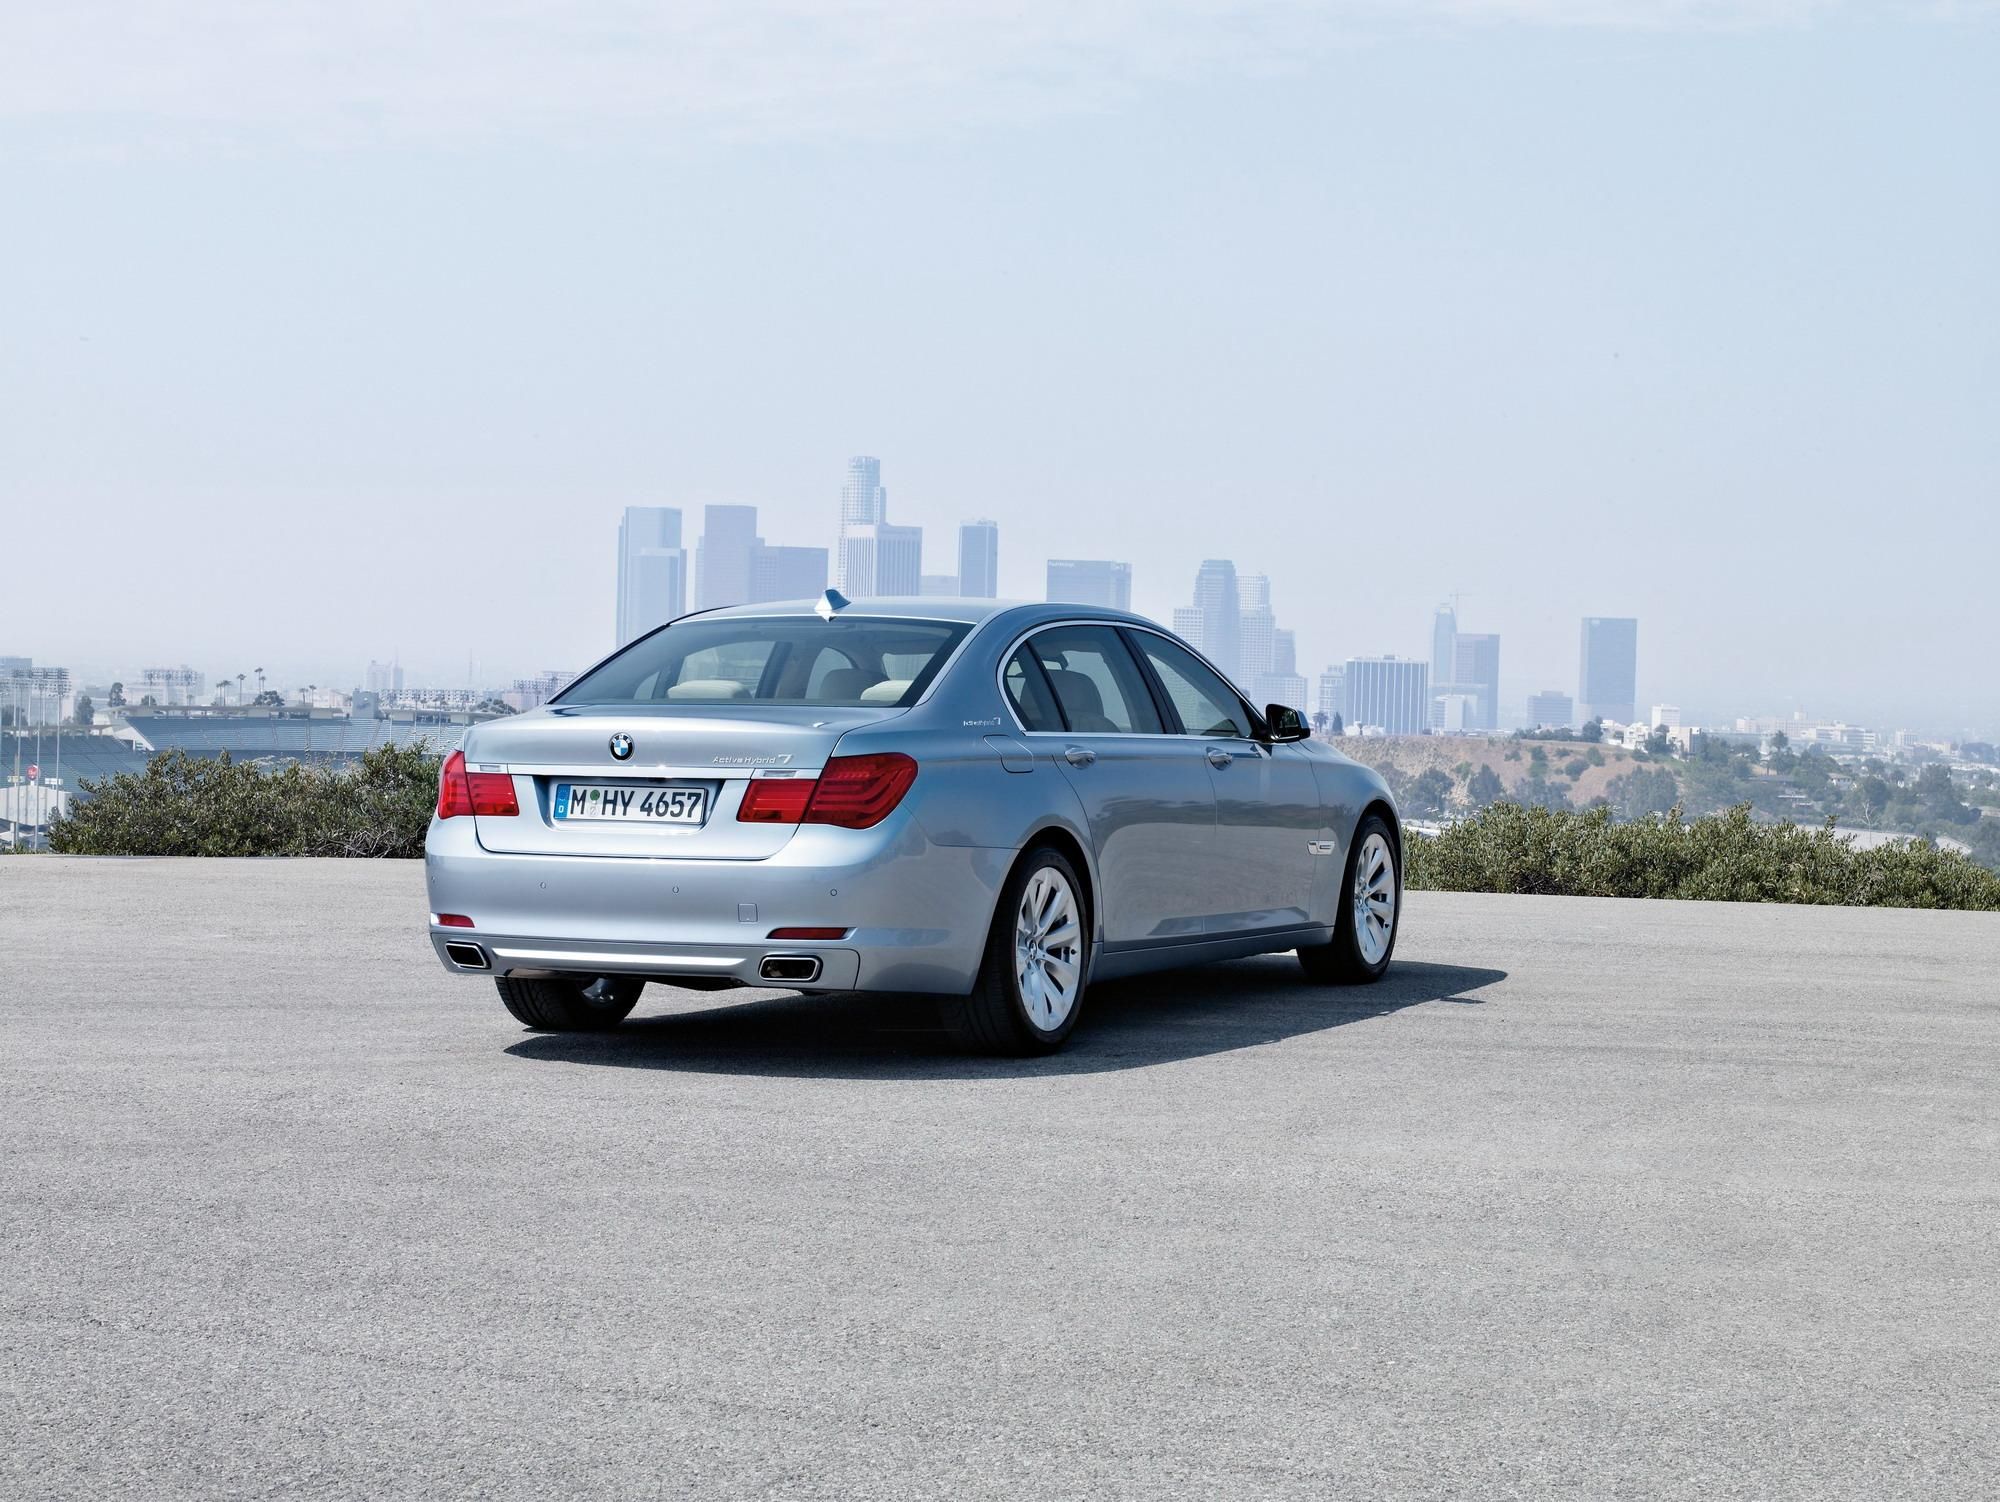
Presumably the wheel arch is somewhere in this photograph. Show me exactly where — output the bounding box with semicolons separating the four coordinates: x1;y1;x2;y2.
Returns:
1360;798;1402;867
1016;823;1097;932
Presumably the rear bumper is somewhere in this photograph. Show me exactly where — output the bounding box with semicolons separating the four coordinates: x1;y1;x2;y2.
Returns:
423;814;1010;994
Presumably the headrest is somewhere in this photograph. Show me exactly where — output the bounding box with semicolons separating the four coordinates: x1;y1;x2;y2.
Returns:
814;667;883;702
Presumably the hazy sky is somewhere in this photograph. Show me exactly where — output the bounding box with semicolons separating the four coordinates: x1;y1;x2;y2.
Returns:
3;2;1995;732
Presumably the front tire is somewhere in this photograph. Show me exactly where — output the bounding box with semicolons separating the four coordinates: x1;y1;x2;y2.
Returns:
495;975;644;1031
1299;814;1400;984
950;846;1091;1056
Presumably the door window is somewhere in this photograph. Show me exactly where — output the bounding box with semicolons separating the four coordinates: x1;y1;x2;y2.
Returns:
1022;627;1162;735
1003;646;1064;732
1134;634;1254;738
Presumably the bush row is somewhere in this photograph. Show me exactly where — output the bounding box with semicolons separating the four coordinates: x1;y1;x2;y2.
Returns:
1405;801;2000;911
48;744;439;858
45;749;2000;912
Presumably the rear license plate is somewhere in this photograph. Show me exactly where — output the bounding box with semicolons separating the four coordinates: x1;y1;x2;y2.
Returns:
553;783;709;825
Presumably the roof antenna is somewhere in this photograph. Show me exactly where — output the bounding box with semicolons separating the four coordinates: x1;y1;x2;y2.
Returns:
815;589;850;621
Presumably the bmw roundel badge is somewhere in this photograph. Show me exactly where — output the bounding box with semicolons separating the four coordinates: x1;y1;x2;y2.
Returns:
609;733;635;761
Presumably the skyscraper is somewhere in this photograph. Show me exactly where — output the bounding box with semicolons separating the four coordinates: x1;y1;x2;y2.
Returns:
1579;617;1639;724
1046;560;1132;609
1344;657;1430;735
1191;560;1242;679
747;544;828;603
695;504;760;610
842;523;923;596
1430;604;1458;691
1237;573;1276;683
616;506;685;645
1317;666;1346;728
957;520;999;598
836;456;888;590
1452;632;1501;731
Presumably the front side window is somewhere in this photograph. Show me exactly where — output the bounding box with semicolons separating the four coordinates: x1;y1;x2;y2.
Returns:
1021;626;1162;734
560;617;970;707
1134;633;1254;738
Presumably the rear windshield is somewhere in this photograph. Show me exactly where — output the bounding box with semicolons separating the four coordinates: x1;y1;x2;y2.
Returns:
558;616;971;708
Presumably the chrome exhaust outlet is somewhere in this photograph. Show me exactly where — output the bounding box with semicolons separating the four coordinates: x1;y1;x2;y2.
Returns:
758;954;822;984
443;941;490;971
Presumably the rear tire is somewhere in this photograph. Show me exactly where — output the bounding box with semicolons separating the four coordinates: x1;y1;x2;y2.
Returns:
495;975;644;1031
1299;813;1400;985
950;846;1091;1056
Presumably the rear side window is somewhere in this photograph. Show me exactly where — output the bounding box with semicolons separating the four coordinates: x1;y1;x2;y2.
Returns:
562;617;970;707
1004;647;1064;733
1134;633;1254;738
1022;626;1162;735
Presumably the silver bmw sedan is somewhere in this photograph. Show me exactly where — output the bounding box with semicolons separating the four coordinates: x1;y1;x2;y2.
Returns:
426;595;1402;1054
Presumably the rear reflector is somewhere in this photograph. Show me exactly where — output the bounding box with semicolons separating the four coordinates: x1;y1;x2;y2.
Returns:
436;750;520;819
737;776;816;824
803;753;918;829
433;913;475;928
767;927;849;941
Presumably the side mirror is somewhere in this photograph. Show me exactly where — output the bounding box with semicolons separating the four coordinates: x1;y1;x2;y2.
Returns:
1265;704;1310;743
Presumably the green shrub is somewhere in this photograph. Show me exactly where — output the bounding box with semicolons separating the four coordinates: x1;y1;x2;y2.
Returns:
48;744;439;858
1405;802;2000;911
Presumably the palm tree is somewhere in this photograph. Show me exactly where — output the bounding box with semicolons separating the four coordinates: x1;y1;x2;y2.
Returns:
237;673;246;708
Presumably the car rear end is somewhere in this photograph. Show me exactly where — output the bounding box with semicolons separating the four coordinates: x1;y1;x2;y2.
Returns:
424;607;1005;995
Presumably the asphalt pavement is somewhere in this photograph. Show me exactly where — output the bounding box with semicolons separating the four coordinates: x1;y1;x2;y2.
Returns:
3;857;1997;1500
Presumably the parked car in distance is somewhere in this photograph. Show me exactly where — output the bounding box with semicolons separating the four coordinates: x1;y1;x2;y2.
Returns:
426;594;1401;1054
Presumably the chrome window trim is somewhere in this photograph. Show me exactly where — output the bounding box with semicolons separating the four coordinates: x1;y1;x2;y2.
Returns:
993;618;1265;745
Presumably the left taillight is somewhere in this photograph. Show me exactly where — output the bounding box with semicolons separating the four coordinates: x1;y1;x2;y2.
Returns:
436;749;519;819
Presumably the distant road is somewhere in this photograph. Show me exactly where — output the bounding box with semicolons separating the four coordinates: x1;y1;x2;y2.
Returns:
4;860;1997;1500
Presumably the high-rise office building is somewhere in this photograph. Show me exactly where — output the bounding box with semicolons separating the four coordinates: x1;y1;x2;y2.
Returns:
1344;657;1430;735
695;504;761;611
842;523;923;596
1579;617;1639;725
1317;666;1346;728
836;456;888;590
1237;573;1276;682
616;506;686;646
1526;690;1574;730
748;544;828;603
1250;626;1306;713
1191;560;1242;679
1451;632;1501;732
1046;560;1132;609
1430;604;1457;691
957;520;999;598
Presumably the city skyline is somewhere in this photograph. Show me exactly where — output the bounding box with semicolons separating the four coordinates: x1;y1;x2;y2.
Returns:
12;473;1980;739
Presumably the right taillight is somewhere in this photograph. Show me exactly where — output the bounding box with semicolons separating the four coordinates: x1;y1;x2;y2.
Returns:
734;754;919;829
436;749;519;819
802;753;917;829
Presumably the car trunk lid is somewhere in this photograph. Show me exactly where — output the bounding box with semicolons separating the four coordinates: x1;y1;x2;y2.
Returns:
463;703;899;858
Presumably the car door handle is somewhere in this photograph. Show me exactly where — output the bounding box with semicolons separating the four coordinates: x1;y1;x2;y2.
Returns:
1064;746;1096;768
1206;747;1233;768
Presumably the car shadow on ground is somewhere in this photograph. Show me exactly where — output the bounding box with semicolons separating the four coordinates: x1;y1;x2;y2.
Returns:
501;955;1506;1080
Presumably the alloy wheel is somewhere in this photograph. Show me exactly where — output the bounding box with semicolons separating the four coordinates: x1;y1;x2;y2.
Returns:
1014;866;1083;1030
1351;831;1397;966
